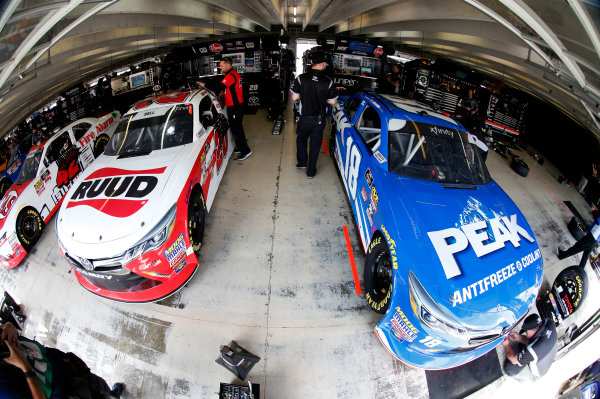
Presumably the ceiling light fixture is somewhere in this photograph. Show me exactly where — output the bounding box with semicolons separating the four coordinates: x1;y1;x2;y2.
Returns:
294;6;297;16
294;17;296;23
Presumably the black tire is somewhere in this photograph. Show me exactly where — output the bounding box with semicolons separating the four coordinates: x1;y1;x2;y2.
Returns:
16;208;43;251
511;158;529;177
553;266;588;317
364;233;393;314
568;216;587;241
0;176;12;198
93;134;109;157
187;187;206;254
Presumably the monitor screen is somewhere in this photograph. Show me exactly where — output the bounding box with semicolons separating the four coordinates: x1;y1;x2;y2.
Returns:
130;72;147;88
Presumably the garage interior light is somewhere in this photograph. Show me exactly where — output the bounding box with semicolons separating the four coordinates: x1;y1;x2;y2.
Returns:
294;6;297;16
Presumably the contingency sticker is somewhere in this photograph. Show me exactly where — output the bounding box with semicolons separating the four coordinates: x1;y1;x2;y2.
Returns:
373;151;386;164
364;168;374;187
164;233;186;267
390;307;419;342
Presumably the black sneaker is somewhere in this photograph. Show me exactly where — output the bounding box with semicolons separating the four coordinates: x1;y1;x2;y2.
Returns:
307;171;316;179
111;383;125;398
296;164;307;169
233;148;241;154
236;150;252;161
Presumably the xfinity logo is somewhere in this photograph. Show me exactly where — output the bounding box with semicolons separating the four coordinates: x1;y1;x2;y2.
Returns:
429;126;454;138
427;214;534;279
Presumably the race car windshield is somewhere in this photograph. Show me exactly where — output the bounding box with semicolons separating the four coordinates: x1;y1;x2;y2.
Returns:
388;120;491;185
16;148;42;184
104;104;193;157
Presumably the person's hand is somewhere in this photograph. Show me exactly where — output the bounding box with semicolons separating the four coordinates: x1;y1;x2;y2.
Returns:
218;90;224;99
508;332;519;341
3;341;31;372
1;322;18;346
501;337;510;346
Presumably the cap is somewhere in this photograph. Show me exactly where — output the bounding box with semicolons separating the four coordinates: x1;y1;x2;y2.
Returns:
311;51;327;65
519;313;542;334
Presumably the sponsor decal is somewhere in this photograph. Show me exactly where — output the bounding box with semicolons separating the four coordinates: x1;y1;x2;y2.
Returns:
390;307;419;342
209;43;223;52
34;179;44;195
373;151;386;163
370;185;378;212
7;157;21;175
373;48;384;56
248;96;259;105
66;167;166;217
451;249;541;306
366;205;374;227
8;233;16;243
381;225;398;269
174;259;187;274
428;214;535;279
77;268;112;280
364;168;374;187
185;178;199;204
164;233;186;267
332;104;351;136
368;236;381;253
361;187;367;202
42;170;51;183
0;190;18;220
153;85;161;92
429;126;454;138
334;78;357;87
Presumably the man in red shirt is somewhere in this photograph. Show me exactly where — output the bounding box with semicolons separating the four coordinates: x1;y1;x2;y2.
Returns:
219;57;252;161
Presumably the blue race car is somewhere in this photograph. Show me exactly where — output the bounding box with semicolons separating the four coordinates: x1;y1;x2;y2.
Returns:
332;93;543;370
0;135;33;198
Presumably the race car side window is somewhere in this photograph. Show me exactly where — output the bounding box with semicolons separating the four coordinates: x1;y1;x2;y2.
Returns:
344;98;362;123
71;122;92;141
355;104;382;153
45;132;74;165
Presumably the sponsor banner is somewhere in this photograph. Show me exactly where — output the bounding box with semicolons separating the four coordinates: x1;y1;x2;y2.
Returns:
334;38;384;57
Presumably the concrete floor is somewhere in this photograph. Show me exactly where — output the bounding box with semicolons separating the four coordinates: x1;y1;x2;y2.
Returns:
1;104;599;398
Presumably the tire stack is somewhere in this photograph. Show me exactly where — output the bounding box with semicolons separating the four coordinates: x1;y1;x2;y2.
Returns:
510;156;529;177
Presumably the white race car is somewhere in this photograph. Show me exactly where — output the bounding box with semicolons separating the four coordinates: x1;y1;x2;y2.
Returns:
56;90;232;302
0;111;120;268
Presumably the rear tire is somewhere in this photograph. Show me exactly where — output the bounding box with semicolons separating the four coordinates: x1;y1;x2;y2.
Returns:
187;188;206;254
93;134;109;157
364;233;393;314
16;208;43;251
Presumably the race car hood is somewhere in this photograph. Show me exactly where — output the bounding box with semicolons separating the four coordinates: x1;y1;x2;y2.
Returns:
57;145;195;256
387;177;542;329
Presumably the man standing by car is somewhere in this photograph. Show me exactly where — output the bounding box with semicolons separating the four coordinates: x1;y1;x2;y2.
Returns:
219;57;252;161
290;51;338;179
558;208;600;267
501;313;558;381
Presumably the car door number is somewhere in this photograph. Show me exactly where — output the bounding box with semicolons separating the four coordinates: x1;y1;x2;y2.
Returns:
343;136;362;201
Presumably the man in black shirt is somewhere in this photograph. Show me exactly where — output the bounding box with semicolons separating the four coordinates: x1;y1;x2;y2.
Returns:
290;51;338;178
501;313;558;381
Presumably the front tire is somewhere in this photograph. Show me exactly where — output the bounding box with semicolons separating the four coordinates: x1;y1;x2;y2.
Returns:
364;233;393;314
188;188;206;254
0;176;12;198
16;208;43;251
553;266;588;317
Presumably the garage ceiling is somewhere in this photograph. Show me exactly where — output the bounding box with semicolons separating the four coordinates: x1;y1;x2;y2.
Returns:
1;0;599;139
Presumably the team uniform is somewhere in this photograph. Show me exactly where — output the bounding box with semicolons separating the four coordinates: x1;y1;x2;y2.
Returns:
504;318;558;380
291;70;337;177
220;68;251;158
558;210;600;267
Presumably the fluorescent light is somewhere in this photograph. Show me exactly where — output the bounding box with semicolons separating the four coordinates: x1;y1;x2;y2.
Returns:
294;17;296;23
294;6;297;16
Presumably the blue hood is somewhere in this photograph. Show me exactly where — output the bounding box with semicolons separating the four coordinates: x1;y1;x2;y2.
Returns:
387;176;543;329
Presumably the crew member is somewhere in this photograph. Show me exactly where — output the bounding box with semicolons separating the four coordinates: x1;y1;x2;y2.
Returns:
458;89;479;133
502;313;558;381
0;322;125;398
558;208;600;267
290;51;337;179
219;57;252;161
386;64;402;94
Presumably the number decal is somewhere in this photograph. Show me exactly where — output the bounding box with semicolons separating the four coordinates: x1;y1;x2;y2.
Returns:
343;136;361;201
419;336;443;348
